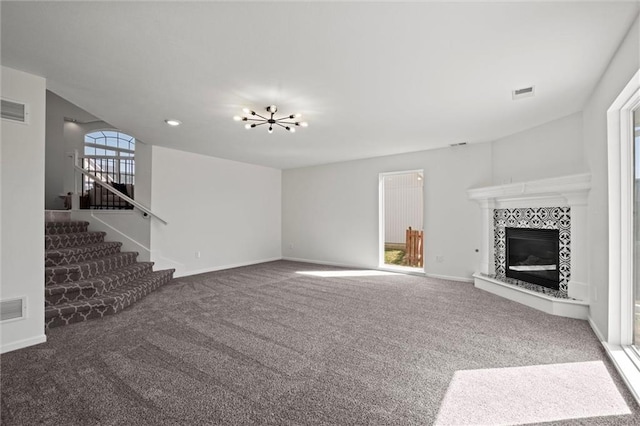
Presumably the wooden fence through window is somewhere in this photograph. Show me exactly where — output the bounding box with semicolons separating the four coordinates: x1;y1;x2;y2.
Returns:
405;227;423;267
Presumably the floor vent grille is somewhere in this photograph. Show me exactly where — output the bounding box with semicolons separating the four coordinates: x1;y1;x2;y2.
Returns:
1;298;25;322
1;99;28;123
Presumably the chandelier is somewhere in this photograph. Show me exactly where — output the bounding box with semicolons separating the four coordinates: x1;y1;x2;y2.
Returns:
234;105;308;133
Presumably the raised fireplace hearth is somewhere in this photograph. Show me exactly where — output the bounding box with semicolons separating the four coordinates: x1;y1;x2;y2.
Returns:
506;227;560;290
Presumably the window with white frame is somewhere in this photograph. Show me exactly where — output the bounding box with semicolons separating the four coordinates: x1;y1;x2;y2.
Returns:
607;68;640;405
83;130;135;190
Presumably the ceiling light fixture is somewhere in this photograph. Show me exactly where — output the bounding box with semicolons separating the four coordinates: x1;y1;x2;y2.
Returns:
233;105;307;134
165;119;182;126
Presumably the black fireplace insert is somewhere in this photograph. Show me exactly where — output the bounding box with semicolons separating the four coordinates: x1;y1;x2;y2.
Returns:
505;227;560;290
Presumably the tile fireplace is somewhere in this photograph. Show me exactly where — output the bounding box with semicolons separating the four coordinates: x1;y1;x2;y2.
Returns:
467;174;591;319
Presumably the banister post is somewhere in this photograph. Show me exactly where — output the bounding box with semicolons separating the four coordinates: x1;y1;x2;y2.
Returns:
71;192;80;210
73;149;80;195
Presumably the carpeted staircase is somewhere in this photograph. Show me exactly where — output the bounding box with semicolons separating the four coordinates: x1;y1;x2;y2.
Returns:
44;219;174;329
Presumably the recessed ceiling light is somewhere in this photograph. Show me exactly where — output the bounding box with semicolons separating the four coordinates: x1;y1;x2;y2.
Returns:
165;119;182;126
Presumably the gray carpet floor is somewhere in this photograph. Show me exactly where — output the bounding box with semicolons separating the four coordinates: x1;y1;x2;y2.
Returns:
1;260;638;425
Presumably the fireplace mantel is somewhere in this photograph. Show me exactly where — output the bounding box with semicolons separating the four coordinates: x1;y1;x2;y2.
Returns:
467;173;591;319
468;173;591;208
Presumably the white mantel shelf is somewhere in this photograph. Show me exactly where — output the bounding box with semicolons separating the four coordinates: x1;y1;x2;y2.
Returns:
468;173;591;207
474;274;589;320
468;173;592;319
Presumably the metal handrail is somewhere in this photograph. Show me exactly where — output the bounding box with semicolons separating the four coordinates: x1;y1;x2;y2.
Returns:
73;152;167;224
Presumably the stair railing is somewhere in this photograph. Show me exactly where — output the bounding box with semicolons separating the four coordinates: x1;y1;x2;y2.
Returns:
72;151;168;225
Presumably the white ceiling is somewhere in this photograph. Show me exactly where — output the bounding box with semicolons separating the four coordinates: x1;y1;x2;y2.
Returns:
2;1;638;169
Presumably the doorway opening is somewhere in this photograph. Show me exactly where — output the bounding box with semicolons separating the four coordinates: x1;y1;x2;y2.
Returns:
379;170;424;271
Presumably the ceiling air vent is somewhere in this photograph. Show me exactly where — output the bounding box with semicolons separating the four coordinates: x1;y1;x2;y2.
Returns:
1;99;28;123
512;86;535;100
0;297;25;322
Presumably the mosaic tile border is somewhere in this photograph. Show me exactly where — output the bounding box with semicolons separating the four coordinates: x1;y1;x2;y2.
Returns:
494;207;571;295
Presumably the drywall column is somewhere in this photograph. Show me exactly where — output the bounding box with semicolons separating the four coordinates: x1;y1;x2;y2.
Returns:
565;193;590;301
1;67;47;353
478;199;496;275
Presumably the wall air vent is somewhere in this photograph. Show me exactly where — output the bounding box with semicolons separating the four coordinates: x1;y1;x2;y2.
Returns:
512;86;535;100
1;99;28;123
450;142;468;147
0;297;25;322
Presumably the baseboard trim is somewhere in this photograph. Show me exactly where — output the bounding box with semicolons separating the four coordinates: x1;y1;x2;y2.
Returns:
175;257;283;278
1;334;47;354
425;272;474;283
283;257;419;275
282;257;372;270
282;257;472;282
588;315;605;342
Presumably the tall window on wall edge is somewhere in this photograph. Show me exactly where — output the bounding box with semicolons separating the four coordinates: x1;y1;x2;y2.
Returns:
607;68;640;405
83;130;135;193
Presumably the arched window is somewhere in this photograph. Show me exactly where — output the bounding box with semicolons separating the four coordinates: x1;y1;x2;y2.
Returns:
82;130;135;208
83;130;135;186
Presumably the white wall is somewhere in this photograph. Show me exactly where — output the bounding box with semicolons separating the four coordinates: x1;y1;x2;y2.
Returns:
492;112;586;184
282;103;587;281
583;15;640;341
1;67;47;353
135;140;153;207
71;209;152;262
44;91;99;209
282;144;493;280
150;146;281;277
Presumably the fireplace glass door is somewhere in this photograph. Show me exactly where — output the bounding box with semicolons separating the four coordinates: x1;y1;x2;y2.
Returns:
505;228;560;290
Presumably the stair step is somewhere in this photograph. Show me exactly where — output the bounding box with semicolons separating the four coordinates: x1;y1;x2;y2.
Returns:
45;221;89;235
45;269;175;329
45;252;138;285
45;262;154;306
46;241;123;267
45;210;71;223
45;231;106;250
